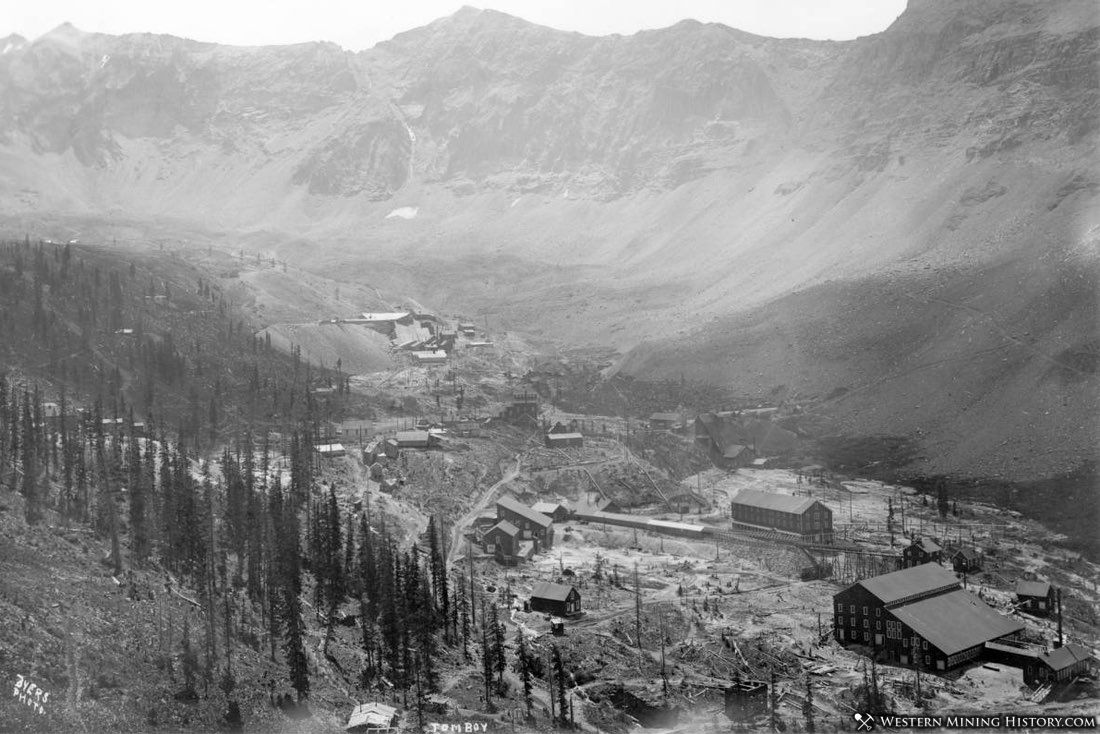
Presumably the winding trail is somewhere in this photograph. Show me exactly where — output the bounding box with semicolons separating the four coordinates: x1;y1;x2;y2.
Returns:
446;455;521;567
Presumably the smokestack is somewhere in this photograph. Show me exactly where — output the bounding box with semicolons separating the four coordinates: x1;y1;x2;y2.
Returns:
1056;588;1063;649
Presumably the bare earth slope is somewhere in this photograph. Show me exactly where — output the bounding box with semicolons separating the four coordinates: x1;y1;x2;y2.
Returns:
0;0;1096;481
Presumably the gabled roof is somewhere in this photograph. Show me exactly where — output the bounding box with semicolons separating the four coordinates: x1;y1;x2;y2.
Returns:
1015;579;1052;597
731;488;819;514
749;421;798;454
346;701;398;730
723;444;752;459
531;501;566;516
572;496;618;513
650;412;680;422
531;581;577;602
395;430;430;443
855;563;960;606
1039;643;1093;671
487;520;520;537
952;547;982;561
890;588;1024;656
696;412;797;454
910;538;942;554
497;496;553;527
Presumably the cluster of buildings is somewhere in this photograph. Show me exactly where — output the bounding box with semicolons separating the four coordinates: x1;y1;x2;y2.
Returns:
327;310;490;366
833;561;1095;688
481;496;557;565
694;411;799;469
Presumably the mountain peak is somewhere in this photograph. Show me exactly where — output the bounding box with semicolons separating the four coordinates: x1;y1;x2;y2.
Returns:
1;33;27;53
44;21;84;37
35;21;91;48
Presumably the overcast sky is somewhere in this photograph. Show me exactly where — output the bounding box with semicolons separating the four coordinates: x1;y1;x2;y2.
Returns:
4;0;908;49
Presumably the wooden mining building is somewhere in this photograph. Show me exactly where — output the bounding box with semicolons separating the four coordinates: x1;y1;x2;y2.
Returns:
530;582;582;617
730;488;834;543
833;563;1024;672
500;390;539;425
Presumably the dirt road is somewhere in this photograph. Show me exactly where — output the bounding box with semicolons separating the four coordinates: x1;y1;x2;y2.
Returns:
447;455;522;567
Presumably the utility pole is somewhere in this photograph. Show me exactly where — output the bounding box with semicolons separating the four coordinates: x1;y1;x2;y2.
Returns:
634;563;643;657
468;538;476;628
1056;588;1064;648
659;609;668;698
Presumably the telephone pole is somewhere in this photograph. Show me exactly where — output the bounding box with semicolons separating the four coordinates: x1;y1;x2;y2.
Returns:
468;538;476;627
634;562;643;657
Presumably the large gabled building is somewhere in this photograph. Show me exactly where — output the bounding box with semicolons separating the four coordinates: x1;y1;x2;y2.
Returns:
695;412;798;467
496;496;554;551
833;563;1024;673
730;488;833;543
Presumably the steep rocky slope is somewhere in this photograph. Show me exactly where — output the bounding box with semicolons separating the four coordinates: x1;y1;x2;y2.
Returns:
0;0;1096;482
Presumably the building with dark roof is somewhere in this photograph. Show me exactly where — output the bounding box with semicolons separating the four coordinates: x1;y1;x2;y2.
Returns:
545;432;583;449
498;390;539;426
730;489;833;543
484;520;520;554
395;430;437;449
902;537;943;568
1015;579;1055;616
833;563;1024;673
531;501;571;522
1023;644;1095;687
496;496;554;551
951;547;983;574
530;582;581;617
482;520;537;565
649;412;680;430
721;444;756;469
695;412;798;467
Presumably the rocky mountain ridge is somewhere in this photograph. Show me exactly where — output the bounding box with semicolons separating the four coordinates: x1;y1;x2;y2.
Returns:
0;0;1097;482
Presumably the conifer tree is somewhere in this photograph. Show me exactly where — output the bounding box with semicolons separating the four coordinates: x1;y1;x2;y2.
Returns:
428;517;450;642
516;629;533;718
20;392;40;523
181;616;198;696
481;625;494;712
490;604;506;690
552;644;568;727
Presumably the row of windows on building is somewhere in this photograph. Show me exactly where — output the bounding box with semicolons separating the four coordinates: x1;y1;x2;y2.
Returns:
835;615;926;648
837;602;883;619
841;630;937;667
945;648;981;669
739;507;826;529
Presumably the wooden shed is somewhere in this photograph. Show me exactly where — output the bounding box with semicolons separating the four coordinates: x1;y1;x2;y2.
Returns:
530;582;581;617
